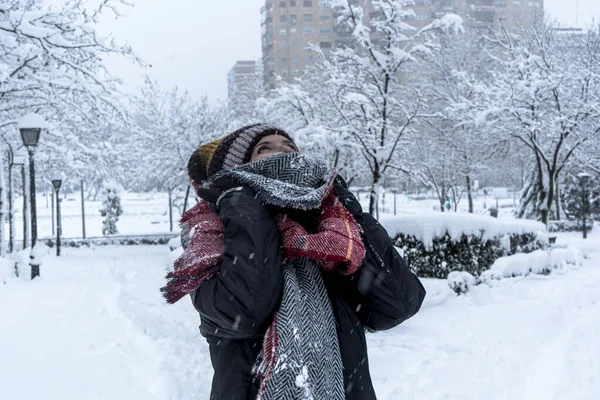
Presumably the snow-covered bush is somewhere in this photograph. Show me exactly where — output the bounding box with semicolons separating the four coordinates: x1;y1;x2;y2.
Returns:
42;234;179;248
547;220;595;233
380;213;548;279
99;182;124;236
480;247;583;282
0;257;14;285
561;174;600;222
168;237;181;251
447;271;476;295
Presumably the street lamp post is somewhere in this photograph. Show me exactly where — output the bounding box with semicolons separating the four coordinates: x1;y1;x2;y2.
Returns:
18;113;45;279
80;178;86;239
391;188;398;215
483;188;488;211
51;178;62;256
578;173;591;239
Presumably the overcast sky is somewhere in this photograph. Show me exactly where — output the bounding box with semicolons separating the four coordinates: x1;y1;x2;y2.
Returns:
99;0;600;102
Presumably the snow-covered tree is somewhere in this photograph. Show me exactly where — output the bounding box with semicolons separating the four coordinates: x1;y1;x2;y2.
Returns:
488;20;600;224
257;77;367;184
0;0;137;203
99;181;123;236
562;174;600;220
415;30;500;213
124;78;229;205
315;0;463;214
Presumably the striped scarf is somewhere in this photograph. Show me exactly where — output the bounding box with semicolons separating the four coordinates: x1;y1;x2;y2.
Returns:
161;153;365;399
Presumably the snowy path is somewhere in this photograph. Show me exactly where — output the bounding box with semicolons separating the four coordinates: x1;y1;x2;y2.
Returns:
1;246;599;399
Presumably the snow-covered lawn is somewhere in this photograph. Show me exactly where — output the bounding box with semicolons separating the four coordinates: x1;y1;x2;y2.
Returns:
8;190;520;241
1;240;599;399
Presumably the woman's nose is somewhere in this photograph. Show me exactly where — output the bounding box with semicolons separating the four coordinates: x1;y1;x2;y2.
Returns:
279;145;295;153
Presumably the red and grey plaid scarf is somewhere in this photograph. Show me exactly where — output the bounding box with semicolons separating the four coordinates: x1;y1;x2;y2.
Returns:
161;192;364;304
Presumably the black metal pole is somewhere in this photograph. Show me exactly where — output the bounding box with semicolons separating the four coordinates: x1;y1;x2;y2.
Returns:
168;188;173;232
582;183;588;240
56;188;61;256
22;165;27;250
394;192;397;215
81;178;86;239
51;187;55;236
28;148;39;279
7;155;13;254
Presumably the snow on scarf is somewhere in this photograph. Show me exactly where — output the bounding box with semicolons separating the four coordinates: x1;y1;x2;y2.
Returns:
161;152;365;400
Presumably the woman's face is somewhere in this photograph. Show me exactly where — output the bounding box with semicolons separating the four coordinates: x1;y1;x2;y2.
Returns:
250;134;298;162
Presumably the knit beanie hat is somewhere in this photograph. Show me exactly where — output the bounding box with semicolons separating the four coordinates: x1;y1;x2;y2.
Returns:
187;123;295;184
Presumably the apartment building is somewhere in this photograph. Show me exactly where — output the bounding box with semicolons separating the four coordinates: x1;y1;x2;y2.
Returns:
404;0;544;30
260;0;544;89
262;0;352;89
227;60;263;116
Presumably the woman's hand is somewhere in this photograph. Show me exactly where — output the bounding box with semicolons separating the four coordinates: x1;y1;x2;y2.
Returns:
196;176;246;211
332;176;363;219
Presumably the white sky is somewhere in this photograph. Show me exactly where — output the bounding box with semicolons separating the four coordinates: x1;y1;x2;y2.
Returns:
99;0;600;102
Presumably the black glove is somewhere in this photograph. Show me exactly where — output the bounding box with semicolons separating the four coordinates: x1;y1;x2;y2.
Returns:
196;176;247;212
332;175;363;220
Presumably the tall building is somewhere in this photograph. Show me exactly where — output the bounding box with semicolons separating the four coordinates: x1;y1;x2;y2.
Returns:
403;0;544;31
227;60;263;116
261;0;349;90
260;0;544;89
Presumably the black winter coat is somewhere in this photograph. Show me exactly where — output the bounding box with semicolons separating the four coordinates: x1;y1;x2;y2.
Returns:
190;188;426;400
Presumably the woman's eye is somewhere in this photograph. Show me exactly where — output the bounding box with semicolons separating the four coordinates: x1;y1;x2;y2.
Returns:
258;146;270;153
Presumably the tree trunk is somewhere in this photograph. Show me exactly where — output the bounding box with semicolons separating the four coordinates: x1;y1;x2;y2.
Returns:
439;184;446;213
466;174;474;213
544;169;556;226
516;154;555;224
332;148;340;169
182;184;191;213
368;163;380;216
555;181;561;221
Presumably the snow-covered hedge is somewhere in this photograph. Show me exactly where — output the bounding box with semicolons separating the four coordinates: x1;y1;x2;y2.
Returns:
446;246;583;295
379;213;548;279
547;220;595;233
42;233;180;248
480;246;583;281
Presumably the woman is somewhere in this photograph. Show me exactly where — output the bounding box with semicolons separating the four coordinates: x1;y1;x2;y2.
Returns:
162;123;426;400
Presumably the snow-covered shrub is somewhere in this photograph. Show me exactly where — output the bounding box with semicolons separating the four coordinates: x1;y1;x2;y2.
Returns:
42;234;179;248
547;220;595;233
168;237;181;251
561;174;600;222
99;182;124;236
396;232;503;278
447;271;476;295
0;257;14;285
380;213;547;279
480;247;583;282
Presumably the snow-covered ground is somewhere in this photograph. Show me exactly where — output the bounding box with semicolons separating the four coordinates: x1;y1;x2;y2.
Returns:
1;231;599;399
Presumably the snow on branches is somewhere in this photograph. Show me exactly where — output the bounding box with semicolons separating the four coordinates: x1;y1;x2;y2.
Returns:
0;0;137;185
488;21;600;224
313;0;463;213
